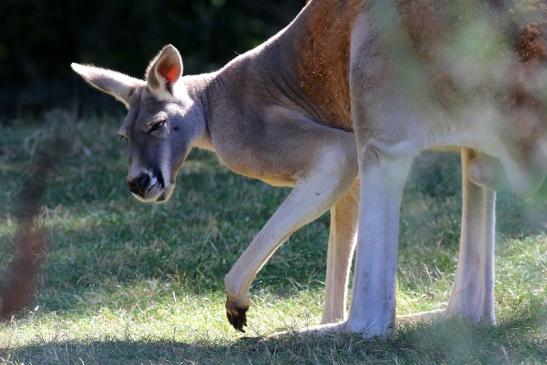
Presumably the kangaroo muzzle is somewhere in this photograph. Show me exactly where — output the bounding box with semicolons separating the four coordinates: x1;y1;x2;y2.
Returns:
127;169;171;203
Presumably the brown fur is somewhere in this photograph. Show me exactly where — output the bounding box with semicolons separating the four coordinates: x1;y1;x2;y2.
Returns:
394;1;547;114
517;24;547;63
509;23;547;169
284;0;363;130
280;0;546;130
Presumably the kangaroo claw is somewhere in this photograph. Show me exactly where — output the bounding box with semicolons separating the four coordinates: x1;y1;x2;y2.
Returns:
226;297;249;332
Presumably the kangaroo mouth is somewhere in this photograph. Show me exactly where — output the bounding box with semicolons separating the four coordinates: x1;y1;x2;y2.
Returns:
131;184;173;203
155;187;174;203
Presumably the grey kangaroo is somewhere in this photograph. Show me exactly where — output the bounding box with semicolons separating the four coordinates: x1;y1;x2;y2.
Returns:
73;0;546;337
71;12;359;332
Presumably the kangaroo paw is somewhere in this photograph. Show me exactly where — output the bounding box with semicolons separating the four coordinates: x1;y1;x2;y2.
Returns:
226;297;249;332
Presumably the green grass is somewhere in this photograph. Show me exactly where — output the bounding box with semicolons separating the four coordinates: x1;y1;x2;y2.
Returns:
0;114;546;364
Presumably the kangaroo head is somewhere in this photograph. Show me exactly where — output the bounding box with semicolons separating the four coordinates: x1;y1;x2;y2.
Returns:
72;45;206;203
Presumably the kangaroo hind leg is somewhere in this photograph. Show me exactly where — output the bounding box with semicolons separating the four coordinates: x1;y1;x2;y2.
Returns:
321;179;359;324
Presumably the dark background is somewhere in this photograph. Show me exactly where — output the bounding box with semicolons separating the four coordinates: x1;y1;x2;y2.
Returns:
0;0;306;118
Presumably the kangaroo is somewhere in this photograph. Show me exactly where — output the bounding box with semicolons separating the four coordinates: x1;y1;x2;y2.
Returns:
72;0;547;337
71;4;361;330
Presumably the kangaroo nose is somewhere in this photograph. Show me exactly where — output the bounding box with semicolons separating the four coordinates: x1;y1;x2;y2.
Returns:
128;173;151;197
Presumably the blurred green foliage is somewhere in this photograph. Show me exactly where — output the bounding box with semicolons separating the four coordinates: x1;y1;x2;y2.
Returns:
0;0;305;116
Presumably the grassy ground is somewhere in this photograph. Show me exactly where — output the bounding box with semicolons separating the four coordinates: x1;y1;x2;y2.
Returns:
0;114;545;364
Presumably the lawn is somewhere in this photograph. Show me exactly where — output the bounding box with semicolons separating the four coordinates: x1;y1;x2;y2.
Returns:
0;113;546;364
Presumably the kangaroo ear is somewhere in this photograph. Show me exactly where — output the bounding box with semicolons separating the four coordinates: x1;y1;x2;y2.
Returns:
71;63;144;108
146;44;183;99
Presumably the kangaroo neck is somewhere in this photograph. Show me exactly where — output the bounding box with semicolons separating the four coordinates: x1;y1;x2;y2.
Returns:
180;72;219;151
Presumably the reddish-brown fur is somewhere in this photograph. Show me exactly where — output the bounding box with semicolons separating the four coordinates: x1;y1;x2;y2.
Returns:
282;0;546;132
287;0;363;130
510;23;547;168
517;24;547;63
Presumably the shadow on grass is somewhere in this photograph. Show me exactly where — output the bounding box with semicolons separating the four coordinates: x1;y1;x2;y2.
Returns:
4;306;545;365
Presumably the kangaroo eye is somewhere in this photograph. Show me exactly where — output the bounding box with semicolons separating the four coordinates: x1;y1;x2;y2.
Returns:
149;120;167;134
